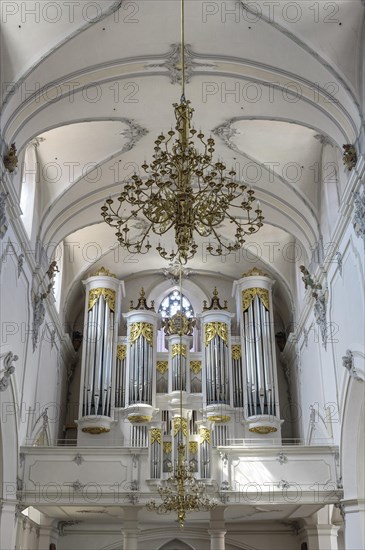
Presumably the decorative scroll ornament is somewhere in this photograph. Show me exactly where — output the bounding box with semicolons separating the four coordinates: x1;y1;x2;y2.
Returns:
199;428;211;444
32;291;46;352
171;343;186;358
190;360;202;374
231;345;241;360
150;428;162;444
173;417;188;437
204;322;228;346
299;265;322;291
0;192;8;240
130;287;155;311
88;288;116;312
342;349;362;381
189;441;198;454
130;322;154;347
3;143;18;173
157;360;169;374
353;187;365;242
312;287;328;350
116;344;127;361
92;266;117;278
241;267;267;277
203;287;227;311
163;441;173;454
145;43;217;85
242;288;270;312
342;144;357;171
0;351;18;392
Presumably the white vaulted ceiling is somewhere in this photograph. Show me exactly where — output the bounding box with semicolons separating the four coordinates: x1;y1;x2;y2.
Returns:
1;0;364;323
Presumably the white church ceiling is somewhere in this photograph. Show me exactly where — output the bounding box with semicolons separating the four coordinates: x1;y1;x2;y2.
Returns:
1;0;364;324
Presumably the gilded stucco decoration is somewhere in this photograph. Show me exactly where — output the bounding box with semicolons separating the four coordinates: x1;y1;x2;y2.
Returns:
241;267;267;278
189;441;198;454
190;360;202;374
81;426;110;435
156;361;169;374
116;344;127;361
150;428;162;444
88;288;116;312
163;442;172;454
231;345;241;360
92;267;117;278
249;426;277;435
208;415;230;423
173;417;188;437
130;322;154;347
204;322;228;346
242;288;270;312
171;343;186;358
199;428;211;444
128;415;152;423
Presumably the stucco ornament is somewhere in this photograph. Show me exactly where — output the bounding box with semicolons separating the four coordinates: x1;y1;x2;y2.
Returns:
0;351;18;391
353;187;365;242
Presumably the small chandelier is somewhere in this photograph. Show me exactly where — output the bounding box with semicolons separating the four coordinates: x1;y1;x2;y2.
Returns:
146;443;216;528
101;1;264;264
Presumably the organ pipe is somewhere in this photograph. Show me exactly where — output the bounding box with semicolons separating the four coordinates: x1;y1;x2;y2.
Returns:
78;268;124;436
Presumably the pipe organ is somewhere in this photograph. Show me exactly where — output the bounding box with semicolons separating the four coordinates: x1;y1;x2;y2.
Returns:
77;268;124;438
77;266;283;461
233;267;282;437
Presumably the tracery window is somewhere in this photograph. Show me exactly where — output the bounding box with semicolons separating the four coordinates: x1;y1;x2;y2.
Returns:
158;290;194;319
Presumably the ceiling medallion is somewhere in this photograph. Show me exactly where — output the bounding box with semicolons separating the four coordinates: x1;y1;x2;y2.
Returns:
101;1;264;265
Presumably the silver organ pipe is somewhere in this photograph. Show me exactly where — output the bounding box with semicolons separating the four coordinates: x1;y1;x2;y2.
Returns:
235;269;282;437
78;270;123;437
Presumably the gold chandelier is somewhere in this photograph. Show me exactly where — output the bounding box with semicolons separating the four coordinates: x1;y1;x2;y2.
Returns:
146;442;216;528
147;263;216;526
101;0;264;264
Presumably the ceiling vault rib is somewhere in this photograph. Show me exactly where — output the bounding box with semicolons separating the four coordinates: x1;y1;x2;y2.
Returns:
4;53;359;144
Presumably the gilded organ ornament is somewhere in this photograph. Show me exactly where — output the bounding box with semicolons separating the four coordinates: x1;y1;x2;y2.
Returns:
189;441;198;454
199;428;211;444
117;344;127;361
231;345;241;360
241;267;267;277
204;322;228;346
92;267;117;278
173;417;188;437
171;343;187;358
242;288;270;312
130;322;154;346
150;428;162;444
156;361;169;374
88;288;116;312
190;360;202;374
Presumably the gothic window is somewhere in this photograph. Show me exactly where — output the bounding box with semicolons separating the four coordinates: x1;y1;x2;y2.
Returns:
158;290;194;319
